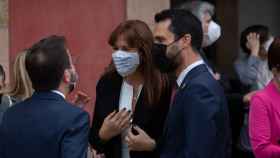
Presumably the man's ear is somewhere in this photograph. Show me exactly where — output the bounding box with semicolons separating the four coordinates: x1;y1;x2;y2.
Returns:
63;69;71;84
181;34;192;48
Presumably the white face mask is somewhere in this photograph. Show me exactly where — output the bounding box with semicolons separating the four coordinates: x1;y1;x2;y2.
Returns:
264;37;274;52
203;21;221;47
112;50;140;77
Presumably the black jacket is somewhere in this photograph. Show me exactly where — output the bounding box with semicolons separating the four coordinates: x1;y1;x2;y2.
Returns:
89;72;171;158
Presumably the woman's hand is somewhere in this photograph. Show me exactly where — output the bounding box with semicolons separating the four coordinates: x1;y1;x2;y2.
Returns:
243;91;257;104
246;33;260;57
99;109;132;141
125;126;156;151
73;91;91;108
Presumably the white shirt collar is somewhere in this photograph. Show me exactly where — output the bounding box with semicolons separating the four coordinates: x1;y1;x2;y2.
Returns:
51;90;66;99
176;60;204;87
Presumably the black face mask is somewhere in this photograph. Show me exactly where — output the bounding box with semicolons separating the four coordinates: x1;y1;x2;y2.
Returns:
152;42;181;73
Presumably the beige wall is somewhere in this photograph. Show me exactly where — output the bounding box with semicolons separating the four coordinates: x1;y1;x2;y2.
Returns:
0;0;170;83
0;28;8;74
0;28;8;80
0;0;8;81
126;0;170;29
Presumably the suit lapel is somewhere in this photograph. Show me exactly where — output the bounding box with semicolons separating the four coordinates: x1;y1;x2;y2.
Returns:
110;74;123;111
168;64;208;107
132;89;150;126
176;64;208;95
162;64;209;139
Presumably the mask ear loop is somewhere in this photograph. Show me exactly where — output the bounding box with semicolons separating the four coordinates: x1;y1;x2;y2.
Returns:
167;34;185;47
167;34;187;60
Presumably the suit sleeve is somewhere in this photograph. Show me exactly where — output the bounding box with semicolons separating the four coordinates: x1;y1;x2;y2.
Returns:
151;84;171;153
235;55;260;86
0;112;6;157
249;95;280;158
61;111;90;158
183;84;223;158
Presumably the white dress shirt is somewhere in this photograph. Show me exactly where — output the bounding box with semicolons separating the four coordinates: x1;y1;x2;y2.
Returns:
119;81;142;158
51;90;66;99
176;60;204;87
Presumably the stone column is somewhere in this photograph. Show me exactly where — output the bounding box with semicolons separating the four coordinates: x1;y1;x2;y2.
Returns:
0;0;9;80
126;0;170;29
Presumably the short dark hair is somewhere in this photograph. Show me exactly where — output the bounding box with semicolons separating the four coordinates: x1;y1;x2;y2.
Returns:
240;25;269;55
268;36;280;70
154;9;203;50
26;35;70;91
0;64;5;81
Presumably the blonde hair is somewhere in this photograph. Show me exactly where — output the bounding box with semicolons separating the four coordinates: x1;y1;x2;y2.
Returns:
8;51;33;100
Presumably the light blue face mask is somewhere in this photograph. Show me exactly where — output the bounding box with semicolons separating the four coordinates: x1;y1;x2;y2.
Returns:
112;50;140;77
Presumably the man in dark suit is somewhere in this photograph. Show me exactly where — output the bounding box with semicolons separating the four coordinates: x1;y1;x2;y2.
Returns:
0;35;89;158
153;9;231;158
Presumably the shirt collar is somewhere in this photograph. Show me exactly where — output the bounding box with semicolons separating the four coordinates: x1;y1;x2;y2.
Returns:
51;90;66;99
176;60;204;87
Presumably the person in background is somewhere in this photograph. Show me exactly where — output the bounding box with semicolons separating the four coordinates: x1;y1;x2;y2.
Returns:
0;65;6;93
249;36;280;158
178;1;221;48
153;9;231;158
0;35;89;158
0;64;9;125
235;25;273;101
7;51;33;103
0;51;33;125
89;20;171;158
233;25;273;158
178;1;221;79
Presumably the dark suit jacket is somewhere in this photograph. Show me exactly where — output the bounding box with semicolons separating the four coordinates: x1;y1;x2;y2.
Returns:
0;95;10;125
160;65;231;158
0;91;90;158
89;72;171;158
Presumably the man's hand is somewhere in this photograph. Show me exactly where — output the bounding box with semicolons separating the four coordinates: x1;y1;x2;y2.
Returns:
73;91;91;108
243;91;258;104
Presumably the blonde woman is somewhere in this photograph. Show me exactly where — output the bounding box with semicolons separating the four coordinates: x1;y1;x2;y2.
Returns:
0;51;33;124
8;51;33;103
0;64;9;124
